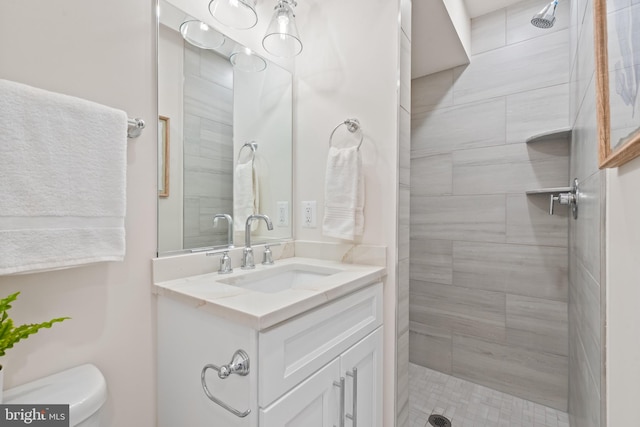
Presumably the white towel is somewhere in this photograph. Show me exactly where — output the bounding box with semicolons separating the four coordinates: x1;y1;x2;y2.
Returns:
322;146;365;241
233;159;260;232
0;79;128;275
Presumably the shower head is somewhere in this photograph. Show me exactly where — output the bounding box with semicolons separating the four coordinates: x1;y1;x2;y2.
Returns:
531;0;558;28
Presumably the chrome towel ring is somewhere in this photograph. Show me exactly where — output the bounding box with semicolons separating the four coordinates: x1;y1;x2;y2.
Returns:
329;118;363;150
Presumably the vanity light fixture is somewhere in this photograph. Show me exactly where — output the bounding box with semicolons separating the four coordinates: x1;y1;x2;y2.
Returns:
262;0;303;58
179;20;226;49
208;0;258;30
230;47;267;72
531;0;558;28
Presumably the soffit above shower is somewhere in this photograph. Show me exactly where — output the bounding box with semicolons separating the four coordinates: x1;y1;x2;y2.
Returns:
412;0;526;79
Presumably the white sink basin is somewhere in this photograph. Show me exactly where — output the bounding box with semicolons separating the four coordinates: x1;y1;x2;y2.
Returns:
218;263;342;294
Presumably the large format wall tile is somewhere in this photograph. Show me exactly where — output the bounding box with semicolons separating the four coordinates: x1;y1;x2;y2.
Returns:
453;241;568;300
410;280;507;342
506;193;569;247
411;98;506;157
411;70;454;115
409;329;452;374
453;29;570;104
574;172;604;282
452;335;568;411
410;239;453;285
505;84;571;144
410;154;452;196
471;9;506;55
506;294;569;356
452;140;569;195
411;195;506;242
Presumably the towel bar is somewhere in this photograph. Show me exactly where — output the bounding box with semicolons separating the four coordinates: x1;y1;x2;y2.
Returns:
127;118;145;138
329;118;363;150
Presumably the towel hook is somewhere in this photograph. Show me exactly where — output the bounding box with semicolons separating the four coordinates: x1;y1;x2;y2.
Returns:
329;118;363;150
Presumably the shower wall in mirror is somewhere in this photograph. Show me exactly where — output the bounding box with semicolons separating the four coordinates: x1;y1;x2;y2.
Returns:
157;0;293;255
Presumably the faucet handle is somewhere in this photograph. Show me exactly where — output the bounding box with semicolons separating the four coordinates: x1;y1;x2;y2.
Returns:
262;245;274;265
219;251;233;274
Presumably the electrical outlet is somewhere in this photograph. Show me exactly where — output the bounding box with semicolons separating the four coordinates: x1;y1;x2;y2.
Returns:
277;201;289;227
301;201;317;228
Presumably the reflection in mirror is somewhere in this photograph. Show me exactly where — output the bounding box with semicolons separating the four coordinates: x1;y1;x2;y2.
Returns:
157;0;292;256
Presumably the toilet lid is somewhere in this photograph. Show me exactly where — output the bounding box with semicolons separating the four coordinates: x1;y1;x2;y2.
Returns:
4;364;107;426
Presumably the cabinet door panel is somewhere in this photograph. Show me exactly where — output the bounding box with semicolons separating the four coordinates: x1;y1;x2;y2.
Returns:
260;358;340;427
340;327;383;427
259;283;383;407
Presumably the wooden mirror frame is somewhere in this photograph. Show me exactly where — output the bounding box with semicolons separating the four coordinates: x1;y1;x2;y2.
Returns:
158;115;170;198
595;0;640;168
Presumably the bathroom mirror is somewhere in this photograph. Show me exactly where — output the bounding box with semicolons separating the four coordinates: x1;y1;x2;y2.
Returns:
157;0;292;255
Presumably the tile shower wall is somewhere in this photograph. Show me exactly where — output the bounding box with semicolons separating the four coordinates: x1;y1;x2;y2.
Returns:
397;0;412;426
568;0;606;426
183;43;234;249
410;0;571;411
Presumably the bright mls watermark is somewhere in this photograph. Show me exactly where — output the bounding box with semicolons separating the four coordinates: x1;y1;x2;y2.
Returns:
0;405;69;426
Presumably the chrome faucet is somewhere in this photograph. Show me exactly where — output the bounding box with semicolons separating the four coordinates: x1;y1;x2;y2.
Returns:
213;214;234;248
242;214;274;270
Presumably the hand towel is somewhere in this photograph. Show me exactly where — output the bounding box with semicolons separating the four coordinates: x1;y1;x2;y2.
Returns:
233;159;260;232
0;79;128;275
322;146;365;241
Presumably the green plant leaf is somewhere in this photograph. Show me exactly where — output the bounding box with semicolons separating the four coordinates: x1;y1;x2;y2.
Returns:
0;292;69;357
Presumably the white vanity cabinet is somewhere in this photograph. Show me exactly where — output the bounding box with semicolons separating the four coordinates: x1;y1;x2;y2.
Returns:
157;281;383;427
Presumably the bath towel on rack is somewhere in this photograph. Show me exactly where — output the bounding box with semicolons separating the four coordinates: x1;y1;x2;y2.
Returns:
322;145;365;241
0;79;128;275
234;156;261;232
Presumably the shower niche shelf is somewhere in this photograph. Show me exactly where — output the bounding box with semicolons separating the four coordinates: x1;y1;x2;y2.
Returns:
525;127;572;144
526;186;573;195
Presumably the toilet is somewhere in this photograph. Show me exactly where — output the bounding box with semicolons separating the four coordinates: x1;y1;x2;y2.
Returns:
4;364;107;426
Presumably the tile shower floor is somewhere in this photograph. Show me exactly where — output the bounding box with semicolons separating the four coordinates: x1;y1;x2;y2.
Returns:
409;363;570;427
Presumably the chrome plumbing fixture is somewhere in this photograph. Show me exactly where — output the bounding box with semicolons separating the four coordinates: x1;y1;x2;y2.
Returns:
549;178;579;219
242;214;274;269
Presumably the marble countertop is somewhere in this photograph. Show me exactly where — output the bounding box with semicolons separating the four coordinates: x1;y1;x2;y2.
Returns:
153;257;386;331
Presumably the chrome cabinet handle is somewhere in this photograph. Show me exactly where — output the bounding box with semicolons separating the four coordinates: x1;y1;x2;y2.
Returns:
200;349;251;418
333;377;345;427
346;368;358;426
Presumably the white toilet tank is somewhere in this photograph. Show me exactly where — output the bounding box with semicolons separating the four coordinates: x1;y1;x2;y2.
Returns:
4;364;107;427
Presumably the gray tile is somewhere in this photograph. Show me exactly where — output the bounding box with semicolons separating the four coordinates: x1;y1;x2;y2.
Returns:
401;32;411;112
471;9;506;55
200;48;233;89
574;171;604;282
399;187;411;261
571;78;597;180
506;84;571;144
400;108;411;186
572;0;595;122
568;318;601;427
506;0;571;45
453;241;568;301
410;239;453;285
506;193;569;247
411;69;454;115
184;74;233;125
398;258;410;335
409;330;452;374
398;329;410;425
411;195;506;242
506;295;568;356
570;257;602;391
453;29;570;104
401;0;411;41
410;280;507;342
452;335;568;411
411;98;506;157
409;363;570;427
183;41;201;76
452;141;570;195
411;154;452;196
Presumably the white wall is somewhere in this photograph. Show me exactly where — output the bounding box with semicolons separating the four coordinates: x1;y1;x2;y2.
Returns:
0;1;156;426
606;156;640;426
293;0;401;424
